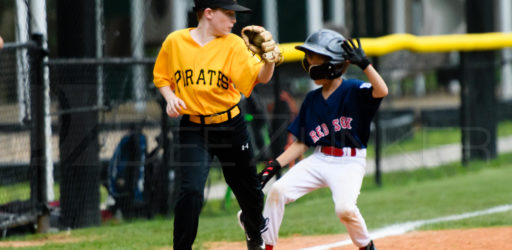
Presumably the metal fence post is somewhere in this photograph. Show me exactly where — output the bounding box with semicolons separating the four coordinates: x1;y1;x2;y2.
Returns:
375;112;382;187
461;0;497;163
29;33;50;233
373;57;382;187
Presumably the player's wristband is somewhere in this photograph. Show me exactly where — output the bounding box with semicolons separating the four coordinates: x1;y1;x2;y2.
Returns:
263;160;281;175
358;58;370;70
259;160;282;187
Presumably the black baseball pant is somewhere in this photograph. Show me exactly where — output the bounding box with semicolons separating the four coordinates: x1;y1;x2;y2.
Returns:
173;114;264;250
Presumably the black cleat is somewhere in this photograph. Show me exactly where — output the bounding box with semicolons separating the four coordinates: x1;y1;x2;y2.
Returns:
359;240;376;250
237;210;265;250
245;237;265;250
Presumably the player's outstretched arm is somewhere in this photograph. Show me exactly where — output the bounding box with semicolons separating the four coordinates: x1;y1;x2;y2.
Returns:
341;38;388;98
241;25;282;83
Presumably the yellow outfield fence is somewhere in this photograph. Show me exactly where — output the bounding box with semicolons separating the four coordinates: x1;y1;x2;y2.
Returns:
279;32;512;63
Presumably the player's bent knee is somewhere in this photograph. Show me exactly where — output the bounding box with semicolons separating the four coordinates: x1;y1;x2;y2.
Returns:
335;205;358;222
267;182;290;204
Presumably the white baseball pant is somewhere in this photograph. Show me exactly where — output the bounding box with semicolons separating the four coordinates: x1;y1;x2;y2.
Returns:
262;147;372;248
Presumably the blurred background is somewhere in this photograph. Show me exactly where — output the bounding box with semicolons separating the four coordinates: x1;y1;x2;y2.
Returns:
1;0;512;237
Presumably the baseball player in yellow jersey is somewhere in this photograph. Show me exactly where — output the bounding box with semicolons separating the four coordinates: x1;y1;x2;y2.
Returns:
153;0;278;249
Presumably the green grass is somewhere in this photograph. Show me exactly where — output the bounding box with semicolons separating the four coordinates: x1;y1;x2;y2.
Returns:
419;211;512;231
0;183;110;206
498;120;512;136
2;153;511;249
366;126;460;158
0;183;31;203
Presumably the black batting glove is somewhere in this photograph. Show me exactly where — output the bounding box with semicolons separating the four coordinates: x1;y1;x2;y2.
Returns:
341;38;370;70
258;160;281;188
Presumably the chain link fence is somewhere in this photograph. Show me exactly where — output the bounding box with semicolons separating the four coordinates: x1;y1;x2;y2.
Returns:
0;37;183;235
0;40;42;236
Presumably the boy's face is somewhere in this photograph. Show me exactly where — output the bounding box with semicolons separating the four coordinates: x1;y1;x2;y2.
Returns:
306;52;329;66
306;52;333;85
208;8;237;36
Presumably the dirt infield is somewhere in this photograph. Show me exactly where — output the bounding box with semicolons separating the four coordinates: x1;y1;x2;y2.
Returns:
0;227;510;249
206;226;512;250
0;233;81;248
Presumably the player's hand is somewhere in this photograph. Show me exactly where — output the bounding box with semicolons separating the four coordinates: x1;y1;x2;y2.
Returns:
166;96;186;118
241;25;284;65
258;160;281;188
341;38;370;70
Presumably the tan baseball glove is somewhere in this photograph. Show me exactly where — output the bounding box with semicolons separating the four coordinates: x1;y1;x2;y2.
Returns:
241;25;284;65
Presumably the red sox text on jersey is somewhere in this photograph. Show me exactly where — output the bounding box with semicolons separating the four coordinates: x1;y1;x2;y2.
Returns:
309;116;353;143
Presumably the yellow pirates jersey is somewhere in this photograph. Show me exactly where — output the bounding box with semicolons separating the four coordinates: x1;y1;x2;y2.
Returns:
153;28;264;116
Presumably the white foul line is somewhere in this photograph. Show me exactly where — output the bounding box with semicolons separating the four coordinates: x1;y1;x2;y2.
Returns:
301;204;512;250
